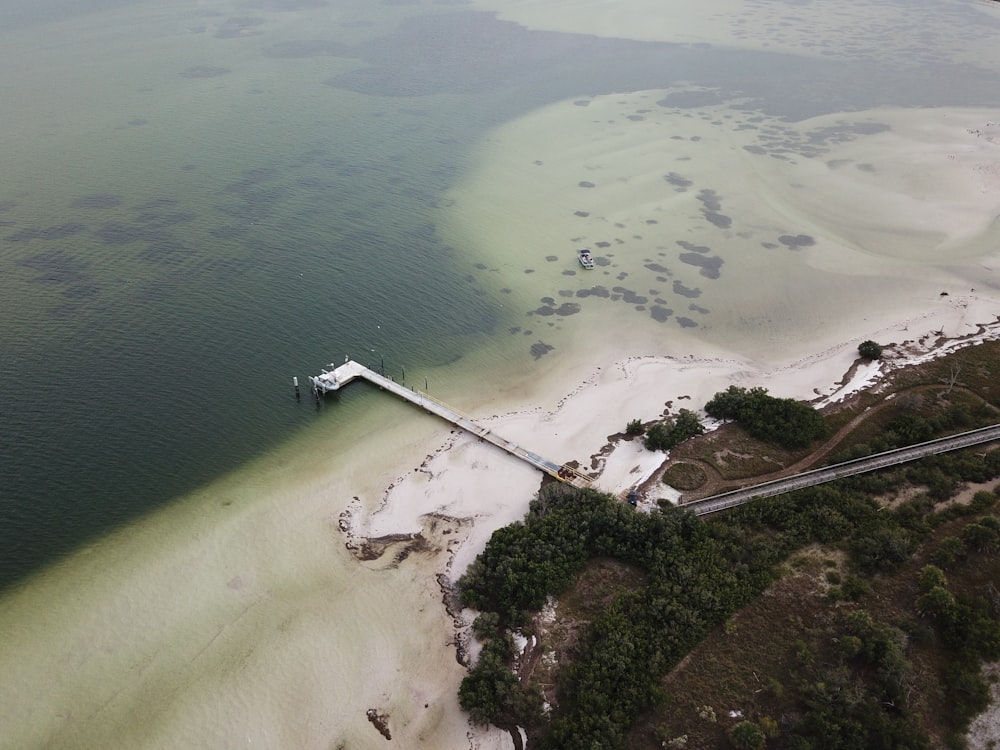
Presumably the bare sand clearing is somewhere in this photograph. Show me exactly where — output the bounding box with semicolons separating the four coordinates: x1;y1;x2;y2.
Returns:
967;662;1000;750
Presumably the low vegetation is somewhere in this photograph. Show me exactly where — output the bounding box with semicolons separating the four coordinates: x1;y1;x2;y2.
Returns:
457;341;1000;750
460;470;1000;749
643;409;705;452
660;461;708;492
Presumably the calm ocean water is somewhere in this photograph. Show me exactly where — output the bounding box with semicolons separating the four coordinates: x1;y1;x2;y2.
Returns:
2;0;999;590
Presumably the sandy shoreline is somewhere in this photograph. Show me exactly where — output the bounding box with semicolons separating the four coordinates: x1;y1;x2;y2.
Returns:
1;306;998;749
369;293;1000;575
5;165;1000;747
5;100;1000;744
346;292;1000;747
3;43;1000;750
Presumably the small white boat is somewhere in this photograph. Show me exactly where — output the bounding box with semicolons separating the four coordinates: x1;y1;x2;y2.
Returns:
577;248;595;269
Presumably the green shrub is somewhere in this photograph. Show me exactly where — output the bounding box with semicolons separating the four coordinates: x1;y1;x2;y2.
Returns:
626;418;644;436
644;409;704;451
931;536;967;569
840;577;869;601
705;385;827;449
858;340;884;360
729;720;766;750
970;491;997;512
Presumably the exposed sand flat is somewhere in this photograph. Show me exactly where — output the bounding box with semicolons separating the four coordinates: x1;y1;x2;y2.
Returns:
439;93;1000;363
0;407;510;750
755;111;1000;261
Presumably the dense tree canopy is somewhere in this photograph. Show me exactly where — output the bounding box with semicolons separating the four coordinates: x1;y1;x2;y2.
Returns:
458;486;772;745
704;386;828;449
457;446;1000;748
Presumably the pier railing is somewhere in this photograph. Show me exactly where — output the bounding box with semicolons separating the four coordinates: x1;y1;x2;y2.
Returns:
309;360;591;488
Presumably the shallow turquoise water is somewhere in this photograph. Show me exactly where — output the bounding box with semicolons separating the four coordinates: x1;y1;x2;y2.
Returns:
2;0;999;589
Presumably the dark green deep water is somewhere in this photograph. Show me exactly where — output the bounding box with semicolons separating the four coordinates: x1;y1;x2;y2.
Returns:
2;0;999;590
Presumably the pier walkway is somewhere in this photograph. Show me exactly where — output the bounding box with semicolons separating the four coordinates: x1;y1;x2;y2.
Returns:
310;360;590;488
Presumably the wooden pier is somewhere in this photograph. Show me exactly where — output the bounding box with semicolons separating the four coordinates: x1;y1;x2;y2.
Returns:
310;360;591;487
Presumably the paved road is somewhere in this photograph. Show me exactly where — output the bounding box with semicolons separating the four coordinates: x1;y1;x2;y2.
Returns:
685;424;1000;516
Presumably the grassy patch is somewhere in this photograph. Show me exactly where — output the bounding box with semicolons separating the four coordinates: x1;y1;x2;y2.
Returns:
662;462;708;491
620;508;1000;749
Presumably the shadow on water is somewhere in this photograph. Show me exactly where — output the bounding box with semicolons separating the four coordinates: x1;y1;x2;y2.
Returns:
324;9;1000;120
